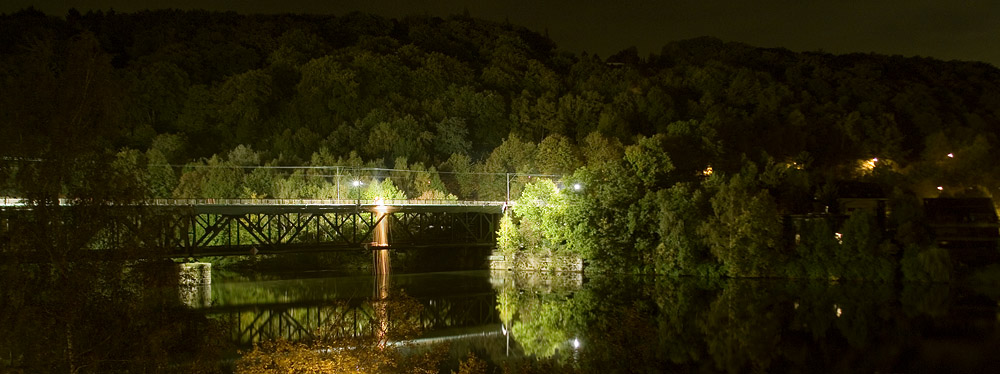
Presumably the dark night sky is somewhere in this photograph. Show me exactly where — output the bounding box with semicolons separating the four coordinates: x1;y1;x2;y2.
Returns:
5;0;1000;67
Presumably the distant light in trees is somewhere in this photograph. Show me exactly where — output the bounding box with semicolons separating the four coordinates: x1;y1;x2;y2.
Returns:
835;304;842;317
572;338;581;349
573;183;582;191
834;232;843;244
937;186;944;191
702;166;714;176
784;161;804;170
858;158;879;173
353;180;362;187
947;153;954;158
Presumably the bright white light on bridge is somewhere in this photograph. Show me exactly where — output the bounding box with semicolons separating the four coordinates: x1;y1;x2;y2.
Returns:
352;180;362;187
375;197;388;213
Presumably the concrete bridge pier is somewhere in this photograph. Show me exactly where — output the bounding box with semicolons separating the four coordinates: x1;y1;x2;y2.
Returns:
178;262;212;308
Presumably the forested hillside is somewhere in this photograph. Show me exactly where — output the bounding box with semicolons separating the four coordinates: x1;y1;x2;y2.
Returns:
3;8;999;278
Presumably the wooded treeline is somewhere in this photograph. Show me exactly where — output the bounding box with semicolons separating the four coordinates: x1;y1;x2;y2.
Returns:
2;8;999;278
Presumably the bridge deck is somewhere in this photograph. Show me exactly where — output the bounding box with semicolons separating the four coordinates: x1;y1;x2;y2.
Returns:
1;198;507;214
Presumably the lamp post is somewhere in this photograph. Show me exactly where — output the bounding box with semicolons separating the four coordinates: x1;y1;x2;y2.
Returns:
335;166;341;201
506;173;511;202
353;180;362;205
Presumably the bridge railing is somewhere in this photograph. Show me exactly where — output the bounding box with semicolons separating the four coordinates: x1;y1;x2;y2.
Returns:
0;197;24;206
1;197;510;207
147;198;507;206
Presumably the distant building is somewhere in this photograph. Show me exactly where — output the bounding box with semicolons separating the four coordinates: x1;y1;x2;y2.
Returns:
786;181;888;245
834;181;887;220
924;198;1000;246
924;198;1000;264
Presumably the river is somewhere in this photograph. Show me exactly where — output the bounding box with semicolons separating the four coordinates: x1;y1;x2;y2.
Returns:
197;268;1000;373
3;259;1000;372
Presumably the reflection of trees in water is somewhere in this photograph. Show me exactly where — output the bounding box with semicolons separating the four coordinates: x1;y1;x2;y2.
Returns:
0;51;233;371
0;207;231;372
495;275;1000;373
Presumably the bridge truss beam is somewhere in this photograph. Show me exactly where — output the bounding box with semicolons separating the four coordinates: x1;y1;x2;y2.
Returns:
170;207;499;257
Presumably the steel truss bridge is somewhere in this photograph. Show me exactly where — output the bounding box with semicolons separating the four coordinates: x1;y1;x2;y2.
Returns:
0;198;505;258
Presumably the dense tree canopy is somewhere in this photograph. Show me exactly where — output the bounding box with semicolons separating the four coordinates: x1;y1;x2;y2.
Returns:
2;8;995;278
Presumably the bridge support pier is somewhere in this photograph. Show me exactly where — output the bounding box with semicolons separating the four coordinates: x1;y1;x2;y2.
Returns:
178;262;212;308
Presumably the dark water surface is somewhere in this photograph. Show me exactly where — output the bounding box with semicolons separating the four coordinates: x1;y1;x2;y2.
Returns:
4;262;999;372
204;269;1000;373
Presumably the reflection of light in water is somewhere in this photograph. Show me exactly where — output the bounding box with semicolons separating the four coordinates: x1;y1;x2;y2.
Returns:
372;198;392;348
374;268;391;349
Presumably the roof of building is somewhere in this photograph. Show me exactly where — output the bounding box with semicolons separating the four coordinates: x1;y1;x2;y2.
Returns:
835;181;886;199
924;198;998;224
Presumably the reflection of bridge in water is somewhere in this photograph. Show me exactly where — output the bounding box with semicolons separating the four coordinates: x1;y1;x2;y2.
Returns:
196;290;500;347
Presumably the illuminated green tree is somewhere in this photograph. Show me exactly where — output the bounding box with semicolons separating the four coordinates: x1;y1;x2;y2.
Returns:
497;213;521;254
654;183;715;276
624;134;675;188
699;167;783;278
535;134;581;175
481;135;537;200
363;178;407;200
513;179;567;252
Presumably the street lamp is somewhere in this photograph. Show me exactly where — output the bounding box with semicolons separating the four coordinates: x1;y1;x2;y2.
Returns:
572;183;582;191
353;180;363;205
506;173;511;202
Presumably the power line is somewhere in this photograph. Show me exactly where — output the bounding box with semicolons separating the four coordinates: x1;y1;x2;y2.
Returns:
154;164;561;178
